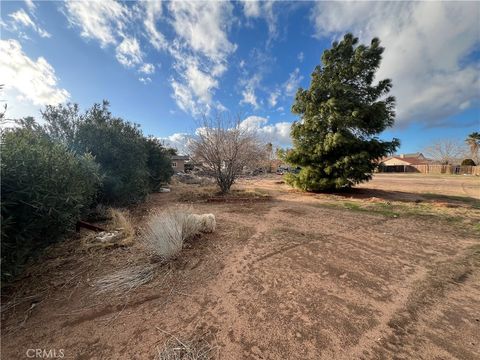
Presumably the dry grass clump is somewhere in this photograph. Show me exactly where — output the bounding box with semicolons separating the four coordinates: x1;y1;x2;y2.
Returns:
144;209;216;260
95;264;156;294
155;336;217;360
108;208;135;244
82;208;135;250
144;209;199;259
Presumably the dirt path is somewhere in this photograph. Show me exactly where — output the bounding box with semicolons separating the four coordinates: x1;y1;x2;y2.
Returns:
2;177;479;359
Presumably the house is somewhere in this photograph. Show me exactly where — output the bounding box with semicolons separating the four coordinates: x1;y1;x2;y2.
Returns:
379;153;431;172
170;155;189;172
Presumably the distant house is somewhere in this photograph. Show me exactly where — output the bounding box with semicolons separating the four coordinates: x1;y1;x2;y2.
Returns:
379;153;432;172
170;155;189;172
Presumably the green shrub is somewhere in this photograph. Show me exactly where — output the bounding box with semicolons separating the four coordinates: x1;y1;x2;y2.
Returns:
461;158;476;166
144;137;174;192
74;104;148;204
1;127;101;281
42;102;173;204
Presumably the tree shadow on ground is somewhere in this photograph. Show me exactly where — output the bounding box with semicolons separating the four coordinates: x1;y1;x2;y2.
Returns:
327;188;480;208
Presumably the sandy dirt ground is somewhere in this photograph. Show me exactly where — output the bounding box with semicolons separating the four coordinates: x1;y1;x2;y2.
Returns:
358;173;480;199
2;175;479;359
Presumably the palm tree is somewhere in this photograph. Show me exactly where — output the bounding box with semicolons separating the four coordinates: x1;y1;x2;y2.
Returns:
465;132;480;163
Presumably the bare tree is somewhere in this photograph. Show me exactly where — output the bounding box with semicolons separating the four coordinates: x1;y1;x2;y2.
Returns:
188;114;268;194
424;139;467;165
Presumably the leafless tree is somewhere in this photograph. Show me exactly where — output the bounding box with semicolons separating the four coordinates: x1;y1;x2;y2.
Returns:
188;114;269;194
424;139;467;165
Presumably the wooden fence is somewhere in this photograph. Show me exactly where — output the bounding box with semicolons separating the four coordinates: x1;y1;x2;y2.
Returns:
379;164;480;175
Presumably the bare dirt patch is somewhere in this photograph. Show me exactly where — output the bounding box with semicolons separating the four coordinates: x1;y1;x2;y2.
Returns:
2;175;479;359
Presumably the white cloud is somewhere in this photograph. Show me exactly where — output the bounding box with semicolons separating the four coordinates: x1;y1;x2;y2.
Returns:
139;63;155;74
239;73;262;109
171;78;209;116
240;88;258;109
297;52;304;62
168;2;236;116
64;0;128;47
169;46;220;116
168;1;236;62
243;1;261;18
240;116;292;147
24;0;36;12
311;1;480;126
139;77;151;84
9;8;51;38
0;39;70;116
162;116;292;155
284;68;303;96
242;0;277;40
115;37;143;67
269;89;280;107
141;0;166;50
158;132;192;155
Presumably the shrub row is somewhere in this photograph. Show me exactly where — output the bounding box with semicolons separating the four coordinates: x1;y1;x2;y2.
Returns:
1;101;174;281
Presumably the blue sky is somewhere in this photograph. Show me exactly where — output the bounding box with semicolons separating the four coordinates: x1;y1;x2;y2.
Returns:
1;1;479;154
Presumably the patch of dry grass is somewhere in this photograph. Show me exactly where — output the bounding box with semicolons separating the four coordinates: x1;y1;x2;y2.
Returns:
315;197;480;232
155;335;217;360
143;208;209;260
175;184;271;203
81;208;136;250
95;264;156;294
108;208;135;245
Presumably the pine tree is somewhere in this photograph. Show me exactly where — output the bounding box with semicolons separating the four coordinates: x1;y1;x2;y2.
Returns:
286;33;400;191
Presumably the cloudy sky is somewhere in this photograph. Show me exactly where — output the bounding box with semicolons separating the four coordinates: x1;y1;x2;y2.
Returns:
1;1;479;153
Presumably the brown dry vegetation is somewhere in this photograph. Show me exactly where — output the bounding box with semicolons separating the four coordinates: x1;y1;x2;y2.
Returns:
1;174;479;359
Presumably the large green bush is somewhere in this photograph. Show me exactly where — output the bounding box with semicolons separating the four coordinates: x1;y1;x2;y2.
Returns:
42;101;173;204
1;102;175;280
144;137;174;192
73;103;149;204
1;126;101;281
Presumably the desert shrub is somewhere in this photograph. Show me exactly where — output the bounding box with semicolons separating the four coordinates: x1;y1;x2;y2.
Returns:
144;137;174;192
73;103;149;204
144;209;203;259
1;127;101;281
42;101;174;205
461;158;476;166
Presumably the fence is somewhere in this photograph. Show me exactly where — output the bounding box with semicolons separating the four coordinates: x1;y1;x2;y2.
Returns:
379;164;480;175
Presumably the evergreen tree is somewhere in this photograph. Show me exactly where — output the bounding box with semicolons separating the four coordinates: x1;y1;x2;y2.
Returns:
286;34;399;191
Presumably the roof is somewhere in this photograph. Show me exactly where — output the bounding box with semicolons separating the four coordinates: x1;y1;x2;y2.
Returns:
382;156;429;165
170;155;189;160
400;152;424;158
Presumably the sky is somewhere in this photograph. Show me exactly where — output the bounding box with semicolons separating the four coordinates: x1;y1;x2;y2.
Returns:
1;0;479;154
